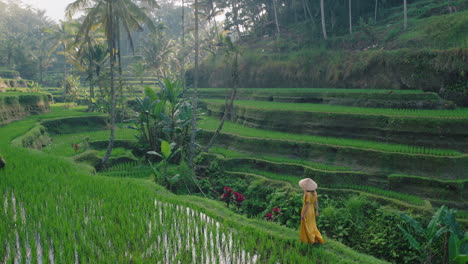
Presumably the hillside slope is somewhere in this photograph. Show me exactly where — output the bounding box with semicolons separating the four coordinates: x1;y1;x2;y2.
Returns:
196;2;468;105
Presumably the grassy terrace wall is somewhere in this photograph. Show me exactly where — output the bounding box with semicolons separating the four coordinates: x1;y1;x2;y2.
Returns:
198;153;432;212
41;115;109;134
205;152;466;210
197;46;468;106
11;124;51;149
389;174;468;209
198;130;468;180
0;93;50;126
198;88;451;109
203;100;468;152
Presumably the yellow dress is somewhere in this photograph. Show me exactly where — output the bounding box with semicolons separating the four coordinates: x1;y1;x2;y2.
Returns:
300;192;325;244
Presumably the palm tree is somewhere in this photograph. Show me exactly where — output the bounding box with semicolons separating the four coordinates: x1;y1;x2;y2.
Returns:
320;0;328;40
66;0;157;165
48;21;79;87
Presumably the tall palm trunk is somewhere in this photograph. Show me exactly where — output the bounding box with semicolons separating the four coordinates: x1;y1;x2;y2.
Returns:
374;0;378;22
272;0;280;36
293;0;297;23
320;0;328;40
181;0;186;90
88;46;94;110
102;3;116;165
403;0;407;30
189;0;199;169
117;20;124;111
205;51;238;152
232;0;241;37
349;0;352;34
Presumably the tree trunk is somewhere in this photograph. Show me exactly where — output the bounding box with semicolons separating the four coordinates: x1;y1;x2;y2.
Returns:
39;57;43;84
88;42;94;111
189;0;199;169
320;0;328;39
374;0;378;23
302;0;308;21
293;0;297;23
304;0;315;25
205;51;239;152
232;0;241;37
349;0;352;34
102;4;116;166
117;20;124;111
272;0;280;36
404;0;408;30
181;0;186;90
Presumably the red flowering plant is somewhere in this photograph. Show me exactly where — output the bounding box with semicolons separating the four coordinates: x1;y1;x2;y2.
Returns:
273;206;281;215
221;186;233;207
73;143;80;152
233;192;246;211
264;207;281;222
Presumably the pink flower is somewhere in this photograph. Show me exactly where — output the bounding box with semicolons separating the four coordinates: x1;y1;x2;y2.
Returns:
233;192;245;202
273;207;281;214
265;212;273;220
224;186;233;194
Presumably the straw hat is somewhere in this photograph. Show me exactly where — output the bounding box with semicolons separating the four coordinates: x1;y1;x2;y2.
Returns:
298;178;318;191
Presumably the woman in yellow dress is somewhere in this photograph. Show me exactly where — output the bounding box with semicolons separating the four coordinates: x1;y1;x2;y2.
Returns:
299;178;325;244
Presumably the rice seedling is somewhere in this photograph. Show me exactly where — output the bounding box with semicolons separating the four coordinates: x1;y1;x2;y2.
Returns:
199;116;462;157
99;162;152;179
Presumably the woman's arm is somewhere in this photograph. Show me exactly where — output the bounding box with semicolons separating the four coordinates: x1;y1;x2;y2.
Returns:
301;202;310;220
314;200;319;216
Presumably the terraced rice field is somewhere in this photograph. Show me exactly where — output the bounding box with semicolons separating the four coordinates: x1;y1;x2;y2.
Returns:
199;88;428;94
0;105;385;264
204;99;468;118
199;116;462;157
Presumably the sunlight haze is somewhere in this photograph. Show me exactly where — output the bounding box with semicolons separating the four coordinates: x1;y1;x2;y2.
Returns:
20;0;76;21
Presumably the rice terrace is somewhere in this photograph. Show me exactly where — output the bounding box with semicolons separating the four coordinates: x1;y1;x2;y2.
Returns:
0;0;467;263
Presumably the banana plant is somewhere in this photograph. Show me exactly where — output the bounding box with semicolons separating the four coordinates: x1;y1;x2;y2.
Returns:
148;140;182;191
399;206;467;264
133;85;165;152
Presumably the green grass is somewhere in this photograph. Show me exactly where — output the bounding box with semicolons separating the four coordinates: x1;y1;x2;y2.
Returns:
199;116;462;157
0;102;387;264
205;99;468;118
210;147;353;171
